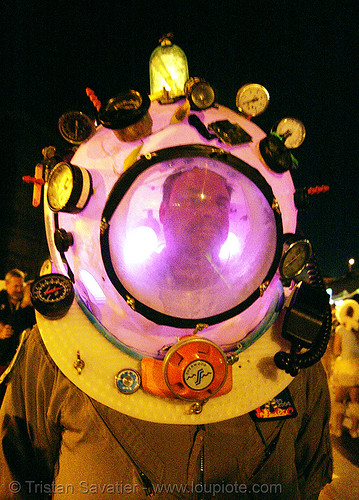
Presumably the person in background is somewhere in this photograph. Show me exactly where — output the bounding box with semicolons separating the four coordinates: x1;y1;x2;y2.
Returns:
331;297;359;438
0;269;35;376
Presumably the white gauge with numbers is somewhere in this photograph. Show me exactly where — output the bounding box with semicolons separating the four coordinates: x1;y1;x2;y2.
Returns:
236;83;270;117
274;117;306;148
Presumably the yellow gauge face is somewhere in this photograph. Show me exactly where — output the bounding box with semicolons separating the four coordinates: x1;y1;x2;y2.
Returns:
236;83;270;117
275;118;306;148
47;162;73;212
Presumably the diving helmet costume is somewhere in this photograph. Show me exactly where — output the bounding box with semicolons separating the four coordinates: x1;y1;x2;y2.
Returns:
28;40;331;425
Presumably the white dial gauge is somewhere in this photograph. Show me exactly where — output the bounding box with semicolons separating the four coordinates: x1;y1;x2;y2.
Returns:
236;83;270;117
274;117;306;148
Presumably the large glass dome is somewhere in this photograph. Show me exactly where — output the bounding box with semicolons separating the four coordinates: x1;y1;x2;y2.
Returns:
101;145;282;327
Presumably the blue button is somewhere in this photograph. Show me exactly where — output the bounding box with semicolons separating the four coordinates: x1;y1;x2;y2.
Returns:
115;369;141;394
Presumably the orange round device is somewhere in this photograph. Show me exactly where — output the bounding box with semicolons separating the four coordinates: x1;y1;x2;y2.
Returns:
163;336;228;401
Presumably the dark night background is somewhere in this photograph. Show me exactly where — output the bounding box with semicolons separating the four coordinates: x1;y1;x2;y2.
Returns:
1;1;358;282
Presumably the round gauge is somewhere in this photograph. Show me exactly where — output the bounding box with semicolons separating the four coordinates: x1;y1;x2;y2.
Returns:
236;83;270;117
47;161;93;213
279;239;313;280
184;77;216;110
59;111;96;145
31;273;74;319
273;118;306;148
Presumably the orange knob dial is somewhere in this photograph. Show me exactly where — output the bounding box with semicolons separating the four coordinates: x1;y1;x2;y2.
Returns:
163;337;228;401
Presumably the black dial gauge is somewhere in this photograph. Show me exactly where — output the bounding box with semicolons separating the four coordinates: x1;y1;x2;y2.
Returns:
279;239;312;280
47;161;93;213
58;111;96;145
31;273;75;319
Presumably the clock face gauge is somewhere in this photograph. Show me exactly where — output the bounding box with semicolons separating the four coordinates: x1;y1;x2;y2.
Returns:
279;239;312;280
58;111;96;145
31;273;74;319
47;162;73;212
47;161;93;214
274;118;306;148
236;83;270;117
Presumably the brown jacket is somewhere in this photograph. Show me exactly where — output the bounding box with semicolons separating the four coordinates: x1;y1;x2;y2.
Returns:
0;327;332;499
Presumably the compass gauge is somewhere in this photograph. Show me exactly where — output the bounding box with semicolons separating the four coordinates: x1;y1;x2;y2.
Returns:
31;273;75;319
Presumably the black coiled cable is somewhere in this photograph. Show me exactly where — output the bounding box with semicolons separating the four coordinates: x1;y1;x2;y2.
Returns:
274;254;332;376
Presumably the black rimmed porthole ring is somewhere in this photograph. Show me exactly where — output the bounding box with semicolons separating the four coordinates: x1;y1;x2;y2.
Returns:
100;144;283;329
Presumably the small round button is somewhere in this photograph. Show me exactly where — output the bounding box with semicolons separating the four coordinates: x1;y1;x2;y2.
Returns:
115;369;141;394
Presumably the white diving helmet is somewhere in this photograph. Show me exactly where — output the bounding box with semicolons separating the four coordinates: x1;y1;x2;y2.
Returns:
32;87;330;424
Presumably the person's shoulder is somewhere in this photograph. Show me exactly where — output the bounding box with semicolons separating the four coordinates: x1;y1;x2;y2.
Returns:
289;362;329;404
0;326;44;383
21;326;47;359
0;328;28;383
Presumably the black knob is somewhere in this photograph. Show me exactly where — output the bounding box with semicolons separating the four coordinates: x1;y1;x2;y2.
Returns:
259;134;294;173
54;228;74;253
